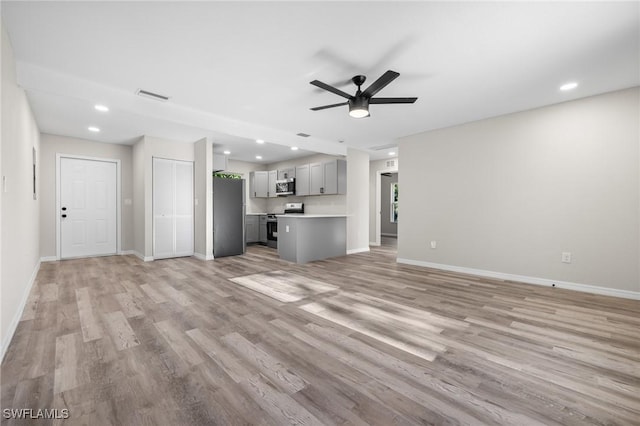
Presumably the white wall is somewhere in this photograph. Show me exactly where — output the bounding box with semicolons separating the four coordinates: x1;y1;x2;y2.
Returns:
369;157;399;244
132;137;145;256
194;138;213;259
266;153;347;215
398;88;639;296
1;22;41;359
346;148;370;253
38;134;134;258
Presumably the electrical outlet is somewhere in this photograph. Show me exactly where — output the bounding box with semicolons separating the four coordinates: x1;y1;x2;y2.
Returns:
561;252;572;263
430;241;437;249
286;225;290;233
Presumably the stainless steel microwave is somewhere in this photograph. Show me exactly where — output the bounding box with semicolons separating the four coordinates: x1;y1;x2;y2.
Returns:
275;178;295;196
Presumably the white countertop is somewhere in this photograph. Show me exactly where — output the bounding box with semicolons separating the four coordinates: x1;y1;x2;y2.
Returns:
276;214;347;218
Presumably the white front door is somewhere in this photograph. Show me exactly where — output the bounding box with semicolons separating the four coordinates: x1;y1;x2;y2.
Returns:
60;157;117;258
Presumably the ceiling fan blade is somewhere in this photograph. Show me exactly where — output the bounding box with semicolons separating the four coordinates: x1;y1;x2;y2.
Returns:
361;70;400;98
310;80;353;99
310;101;349;111
369;97;418;104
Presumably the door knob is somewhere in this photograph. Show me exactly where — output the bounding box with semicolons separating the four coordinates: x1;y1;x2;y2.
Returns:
61;214;67;218
61;207;67;211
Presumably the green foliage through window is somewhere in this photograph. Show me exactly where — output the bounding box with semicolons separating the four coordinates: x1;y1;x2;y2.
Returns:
391;182;398;223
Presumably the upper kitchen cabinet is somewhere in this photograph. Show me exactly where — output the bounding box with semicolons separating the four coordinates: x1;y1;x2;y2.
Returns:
249;171;268;198
277;168;296;180
309;159;346;195
295;164;310;196
268;170;278;198
249;170;278;198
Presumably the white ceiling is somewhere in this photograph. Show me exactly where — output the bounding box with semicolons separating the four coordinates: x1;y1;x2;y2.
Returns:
2;1;638;163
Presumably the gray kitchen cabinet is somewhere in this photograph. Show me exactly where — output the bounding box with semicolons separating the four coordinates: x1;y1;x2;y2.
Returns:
268;170;278;198
309;162;324;195
277;168;296;180
259;215;268;243
309;159;346;195
295;164;310;196
249;171;268;198
323;159;346;194
245;215;259;243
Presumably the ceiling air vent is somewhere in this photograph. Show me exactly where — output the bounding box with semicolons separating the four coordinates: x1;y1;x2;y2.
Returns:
386;160;396;168
296;133;311;137
135;89;170;102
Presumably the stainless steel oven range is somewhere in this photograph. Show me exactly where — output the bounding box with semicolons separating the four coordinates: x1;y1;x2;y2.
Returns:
266;214;278;248
265;204;303;249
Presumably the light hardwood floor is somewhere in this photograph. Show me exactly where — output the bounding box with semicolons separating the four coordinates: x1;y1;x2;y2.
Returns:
1;242;639;425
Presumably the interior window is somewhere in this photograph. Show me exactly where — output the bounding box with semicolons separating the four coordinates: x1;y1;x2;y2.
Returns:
391;182;398;223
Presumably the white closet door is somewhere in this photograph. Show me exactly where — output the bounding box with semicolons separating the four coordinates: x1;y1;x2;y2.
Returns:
153;158;194;259
174;160;194;256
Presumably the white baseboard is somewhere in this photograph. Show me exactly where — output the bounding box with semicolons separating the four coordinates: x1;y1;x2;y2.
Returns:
40;256;58;262
119;250;135;256
133;251;154;262
193;253;214;261
396;258;640;300
1;260;40;363
369;241;381;247
347;247;370;255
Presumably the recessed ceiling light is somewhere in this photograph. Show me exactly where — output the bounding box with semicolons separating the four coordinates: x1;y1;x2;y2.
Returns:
94;104;109;112
88;126;100;132
255;155;262;160
256;139;265;144
291;146;299;151
560;82;578;91
223;150;231;155
389;151;396;156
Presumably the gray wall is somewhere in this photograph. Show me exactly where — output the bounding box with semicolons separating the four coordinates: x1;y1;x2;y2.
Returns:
398;87;639;294
346;148;370;252
39;134;134;257
381;173;398;236
1;24;41;358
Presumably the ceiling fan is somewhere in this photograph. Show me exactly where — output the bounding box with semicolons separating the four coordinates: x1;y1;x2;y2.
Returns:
310;70;417;118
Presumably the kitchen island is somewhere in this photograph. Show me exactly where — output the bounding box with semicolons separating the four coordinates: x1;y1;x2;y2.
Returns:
277;215;347;264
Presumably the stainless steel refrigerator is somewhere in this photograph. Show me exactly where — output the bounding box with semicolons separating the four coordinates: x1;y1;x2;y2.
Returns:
213;176;245;257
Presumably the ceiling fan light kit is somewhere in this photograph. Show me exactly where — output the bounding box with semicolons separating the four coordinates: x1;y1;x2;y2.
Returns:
349;97;370;118
310;70;417;118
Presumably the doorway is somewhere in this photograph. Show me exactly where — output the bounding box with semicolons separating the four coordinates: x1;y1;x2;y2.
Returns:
57;156;120;259
381;172;398;239
374;165;398;247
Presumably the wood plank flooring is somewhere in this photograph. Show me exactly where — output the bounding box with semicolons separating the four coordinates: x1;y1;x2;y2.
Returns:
1;241;639;425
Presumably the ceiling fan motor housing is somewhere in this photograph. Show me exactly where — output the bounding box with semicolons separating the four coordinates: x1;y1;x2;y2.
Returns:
349;97;370;118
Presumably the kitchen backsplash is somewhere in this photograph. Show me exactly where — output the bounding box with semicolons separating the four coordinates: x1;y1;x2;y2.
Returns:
265;194;346;215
